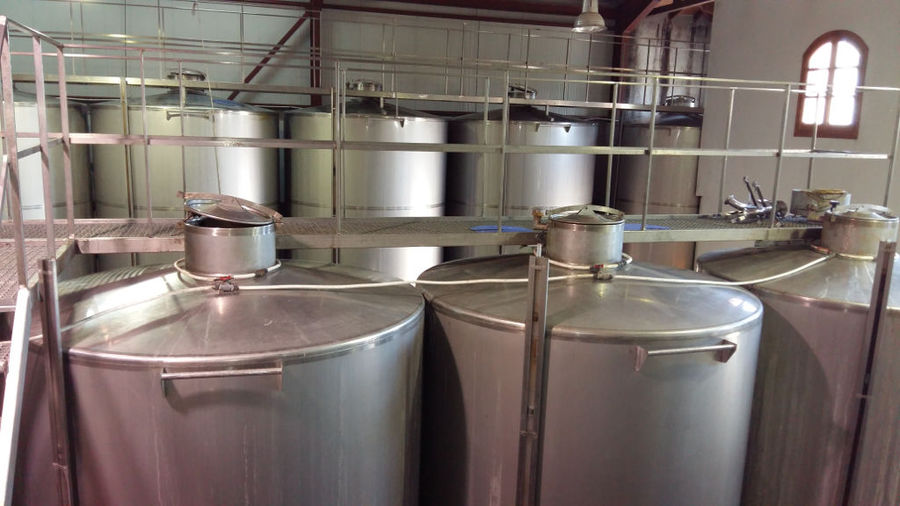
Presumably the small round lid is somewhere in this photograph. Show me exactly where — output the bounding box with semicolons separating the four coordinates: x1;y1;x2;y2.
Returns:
828;204;898;223
663;95;697;108
549;205;624;226
185;199;273;226
508;84;537;100
167;68;207;81
346;79;383;92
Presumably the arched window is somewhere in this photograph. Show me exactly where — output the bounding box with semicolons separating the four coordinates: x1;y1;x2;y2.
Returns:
794;30;867;139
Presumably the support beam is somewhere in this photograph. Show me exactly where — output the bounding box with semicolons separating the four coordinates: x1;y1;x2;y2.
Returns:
617;0;663;35
228;12;312;101
309;0;322;106
650;0;715;16
323;3;573;28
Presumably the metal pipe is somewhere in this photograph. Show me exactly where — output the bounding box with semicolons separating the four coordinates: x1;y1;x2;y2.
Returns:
55;47;74;238
138;50;153;224
119;77;135;219
641;77;660;230
32;36;56;258
0;286;34;505
498;71;510;233
770;84;792;227
515;254;551;506
718;88;735;215
807;88;823;187
883;99;900;206
1;19;28;285
39;258;77;506
605;82;619;206
334;62;343;235
177;62;187;200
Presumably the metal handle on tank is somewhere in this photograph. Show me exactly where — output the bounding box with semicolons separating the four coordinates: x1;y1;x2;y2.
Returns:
632;340;737;372
166;110;214;121
160;362;283;395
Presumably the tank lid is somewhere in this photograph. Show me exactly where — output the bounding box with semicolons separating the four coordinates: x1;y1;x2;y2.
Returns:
508;84;536;99
51;263;424;365
698;245;900;309
549;204;624;226
820;204;899;257
185;198;274;226
663;95;697;108
346;79;383;92
828;204;897;222
418;255;761;340
167;68;207;81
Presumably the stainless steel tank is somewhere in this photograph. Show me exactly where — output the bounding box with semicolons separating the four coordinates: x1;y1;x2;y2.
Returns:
615;96;702;269
286;80;446;281
16;199;424;505
419;205;762;506
2;91;90;220
697;204;900;506
445;86;602;259
90;69;278;268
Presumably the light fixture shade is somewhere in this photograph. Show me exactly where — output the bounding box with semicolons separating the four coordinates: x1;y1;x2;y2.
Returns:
573;0;607;33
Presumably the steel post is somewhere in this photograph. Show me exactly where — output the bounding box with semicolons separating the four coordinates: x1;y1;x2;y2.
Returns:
640;77;659;230
515;253;551;506
32;35;56;257
39;259;77;506
0;18;28;285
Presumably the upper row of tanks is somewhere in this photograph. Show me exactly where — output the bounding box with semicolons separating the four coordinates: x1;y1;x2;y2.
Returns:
8;71;700;278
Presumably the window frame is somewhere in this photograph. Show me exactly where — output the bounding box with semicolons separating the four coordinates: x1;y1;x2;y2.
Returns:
794;30;868;139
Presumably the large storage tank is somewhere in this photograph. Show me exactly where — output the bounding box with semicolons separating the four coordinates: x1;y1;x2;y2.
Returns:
445;86;602;259
2;91;90;220
287;80;446;280
615;96;701;269
16;199;423;505
90;69;278;267
419;205;762;506
698;204;900;506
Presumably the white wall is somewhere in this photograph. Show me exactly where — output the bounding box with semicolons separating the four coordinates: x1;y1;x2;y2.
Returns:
697;0;900;237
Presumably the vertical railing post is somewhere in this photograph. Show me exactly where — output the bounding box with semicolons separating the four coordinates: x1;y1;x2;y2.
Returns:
515;253;551;506
55;47;74;238
138;49;152;224
605;82;619;207
883;98;900;207
39;259;77;506
33;35;57;258
0;17;28;285
806;85;823;188
770;83;792;227
718;88;735;215
640;76;659;230
498;71;510;232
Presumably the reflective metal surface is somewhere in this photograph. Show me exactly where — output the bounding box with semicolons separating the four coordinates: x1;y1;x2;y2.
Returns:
287;98;446;280
1;95;89;220
90;86;277;268
16;261;424;505
698;244;900;506
616;113;701;269
445;103;601;259
821;204;899;257
419;254;761;506
545;204;624;265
